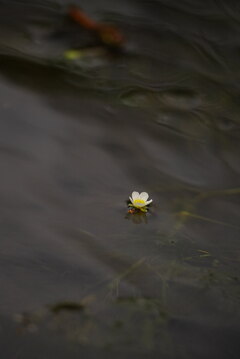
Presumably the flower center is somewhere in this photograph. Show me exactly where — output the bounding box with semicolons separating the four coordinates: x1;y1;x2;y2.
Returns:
133;199;145;207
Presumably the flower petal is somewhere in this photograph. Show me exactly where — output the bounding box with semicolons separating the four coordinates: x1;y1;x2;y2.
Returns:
129;196;133;203
145;199;153;205
139;192;149;201
131;191;139;200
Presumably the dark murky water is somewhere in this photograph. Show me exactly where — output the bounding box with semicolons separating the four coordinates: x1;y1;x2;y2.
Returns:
0;0;240;358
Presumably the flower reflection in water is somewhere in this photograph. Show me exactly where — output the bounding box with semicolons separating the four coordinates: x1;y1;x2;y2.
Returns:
125;211;148;224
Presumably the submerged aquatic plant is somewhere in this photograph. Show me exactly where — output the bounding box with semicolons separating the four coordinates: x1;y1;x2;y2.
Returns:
128;191;153;213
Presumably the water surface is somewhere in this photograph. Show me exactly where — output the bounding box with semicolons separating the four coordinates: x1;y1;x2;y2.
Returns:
0;0;240;358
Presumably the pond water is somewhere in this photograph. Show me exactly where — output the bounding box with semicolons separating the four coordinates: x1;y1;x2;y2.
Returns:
0;0;240;358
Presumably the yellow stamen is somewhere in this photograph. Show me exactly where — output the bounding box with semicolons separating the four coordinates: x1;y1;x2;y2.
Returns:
133;199;145;208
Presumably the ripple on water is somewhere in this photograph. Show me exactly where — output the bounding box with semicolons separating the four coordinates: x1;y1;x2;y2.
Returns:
159;89;202;110
155;110;208;142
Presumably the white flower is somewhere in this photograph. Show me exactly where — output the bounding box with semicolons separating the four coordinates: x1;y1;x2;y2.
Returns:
129;191;153;209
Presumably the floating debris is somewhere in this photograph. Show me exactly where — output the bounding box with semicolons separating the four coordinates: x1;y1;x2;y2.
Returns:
64;47;106;60
68;5;124;49
50;302;85;314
